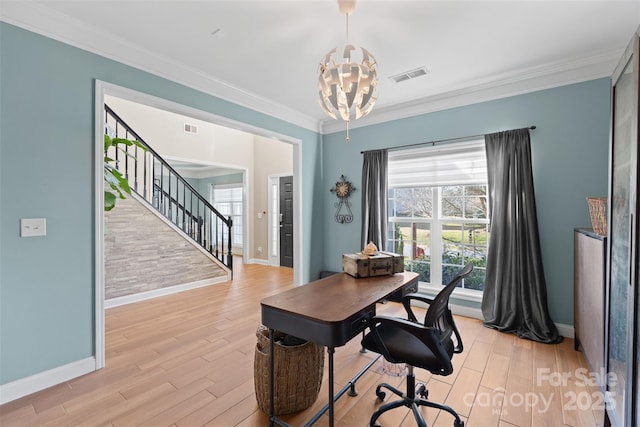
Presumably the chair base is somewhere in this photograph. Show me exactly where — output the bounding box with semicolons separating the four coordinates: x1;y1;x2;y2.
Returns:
369;379;464;427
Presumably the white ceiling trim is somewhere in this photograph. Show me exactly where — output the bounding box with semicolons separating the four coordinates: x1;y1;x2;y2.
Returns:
321;49;618;134
0;1;320;132
1;1;617;136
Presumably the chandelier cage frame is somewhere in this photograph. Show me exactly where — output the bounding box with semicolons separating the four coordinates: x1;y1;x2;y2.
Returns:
318;1;379;141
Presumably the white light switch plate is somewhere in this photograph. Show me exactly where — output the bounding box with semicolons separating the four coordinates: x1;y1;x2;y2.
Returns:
21;218;47;237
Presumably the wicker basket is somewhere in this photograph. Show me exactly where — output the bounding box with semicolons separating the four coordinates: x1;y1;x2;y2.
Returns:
254;326;324;415
587;197;607;236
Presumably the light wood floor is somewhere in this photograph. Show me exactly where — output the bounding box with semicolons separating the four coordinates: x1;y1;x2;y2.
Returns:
1;260;604;427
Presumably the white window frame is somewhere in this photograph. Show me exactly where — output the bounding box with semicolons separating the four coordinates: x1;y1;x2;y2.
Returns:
387;140;489;302
211;183;244;249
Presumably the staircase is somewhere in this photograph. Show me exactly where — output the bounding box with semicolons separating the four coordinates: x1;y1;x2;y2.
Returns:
104;104;233;274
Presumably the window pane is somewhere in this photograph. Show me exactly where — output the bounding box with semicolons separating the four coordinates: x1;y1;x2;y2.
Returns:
465;185;486;196
442;264;460;287
394;188;413;217
465;267;486;291
408;260;431;283
441;196;463;218
442;223;464;264
412;187;433;218
412;223;431;261
213;184;243;248
465;197;487;219
463;223;489;247
232;202;242;216
388;222;411;257
442;185;464;196
441;222;489;291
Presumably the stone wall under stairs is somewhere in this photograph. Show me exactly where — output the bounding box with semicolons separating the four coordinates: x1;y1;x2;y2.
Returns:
104;194;229;300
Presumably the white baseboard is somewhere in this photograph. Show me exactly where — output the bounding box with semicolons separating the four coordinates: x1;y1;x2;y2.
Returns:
0;357;96;405
105;276;229;309
554;323;575;339
450;304;483;320
249;258;269;265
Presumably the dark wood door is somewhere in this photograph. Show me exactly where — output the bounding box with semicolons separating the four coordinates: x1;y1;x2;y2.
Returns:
279;176;293;268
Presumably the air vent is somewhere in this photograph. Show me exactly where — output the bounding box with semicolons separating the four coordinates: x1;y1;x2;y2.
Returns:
389;67;429;83
184;123;198;134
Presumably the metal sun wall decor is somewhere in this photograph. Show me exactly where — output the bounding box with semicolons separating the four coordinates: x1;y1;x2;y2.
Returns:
330;175;356;223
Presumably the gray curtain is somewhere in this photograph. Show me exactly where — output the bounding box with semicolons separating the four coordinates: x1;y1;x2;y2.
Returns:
482;129;561;343
361;150;388;251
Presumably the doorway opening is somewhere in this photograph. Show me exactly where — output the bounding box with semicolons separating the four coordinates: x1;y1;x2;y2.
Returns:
94;80;302;369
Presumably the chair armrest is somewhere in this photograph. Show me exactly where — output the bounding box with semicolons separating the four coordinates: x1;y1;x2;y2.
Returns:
446;309;464;353
402;292;435;322
401;294;463;354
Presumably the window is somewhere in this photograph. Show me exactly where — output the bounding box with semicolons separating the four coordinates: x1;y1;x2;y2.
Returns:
387;140;489;293
212;184;243;247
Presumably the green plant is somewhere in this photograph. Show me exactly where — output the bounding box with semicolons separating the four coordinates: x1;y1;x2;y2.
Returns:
104;135;145;211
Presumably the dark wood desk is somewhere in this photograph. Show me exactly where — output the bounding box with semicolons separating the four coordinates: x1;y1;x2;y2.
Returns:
261;271;419;427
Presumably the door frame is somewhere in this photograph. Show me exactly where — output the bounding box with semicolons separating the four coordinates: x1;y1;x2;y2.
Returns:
94;80;303;369
267;174;294;267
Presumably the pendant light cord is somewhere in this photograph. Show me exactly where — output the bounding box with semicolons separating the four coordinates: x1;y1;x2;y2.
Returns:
345;13;349;42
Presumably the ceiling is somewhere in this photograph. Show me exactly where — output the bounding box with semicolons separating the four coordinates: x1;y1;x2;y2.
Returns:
166;159;240;178
2;1;639;132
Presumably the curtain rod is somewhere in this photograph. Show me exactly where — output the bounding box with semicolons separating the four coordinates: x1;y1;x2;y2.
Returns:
360;126;536;154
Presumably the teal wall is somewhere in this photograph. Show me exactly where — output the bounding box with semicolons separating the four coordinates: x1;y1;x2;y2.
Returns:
0;20;611;389
0;23;322;385
322;79;611;326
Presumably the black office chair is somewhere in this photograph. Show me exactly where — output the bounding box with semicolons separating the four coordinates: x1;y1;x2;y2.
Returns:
362;263;473;427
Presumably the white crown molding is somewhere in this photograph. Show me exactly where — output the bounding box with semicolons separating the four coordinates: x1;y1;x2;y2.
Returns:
1;1;617;137
321;49;619;134
0;1;321;133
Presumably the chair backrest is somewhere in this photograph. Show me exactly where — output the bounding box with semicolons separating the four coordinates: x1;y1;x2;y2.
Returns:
423;263;473;348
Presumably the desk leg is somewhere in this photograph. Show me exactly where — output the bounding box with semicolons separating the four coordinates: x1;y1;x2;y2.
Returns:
328;346;335;427
360;330;367;353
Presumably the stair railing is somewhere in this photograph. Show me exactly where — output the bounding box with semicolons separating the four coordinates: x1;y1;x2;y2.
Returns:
104;104;233;272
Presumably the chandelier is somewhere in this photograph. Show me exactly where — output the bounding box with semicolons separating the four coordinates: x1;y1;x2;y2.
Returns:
318;0;378;141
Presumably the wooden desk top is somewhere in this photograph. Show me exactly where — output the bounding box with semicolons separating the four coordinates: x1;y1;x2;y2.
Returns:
261;271;419;347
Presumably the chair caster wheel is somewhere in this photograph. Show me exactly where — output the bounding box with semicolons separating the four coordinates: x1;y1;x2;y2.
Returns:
454;420;464;427
375;384;386;401
417;384;428;399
